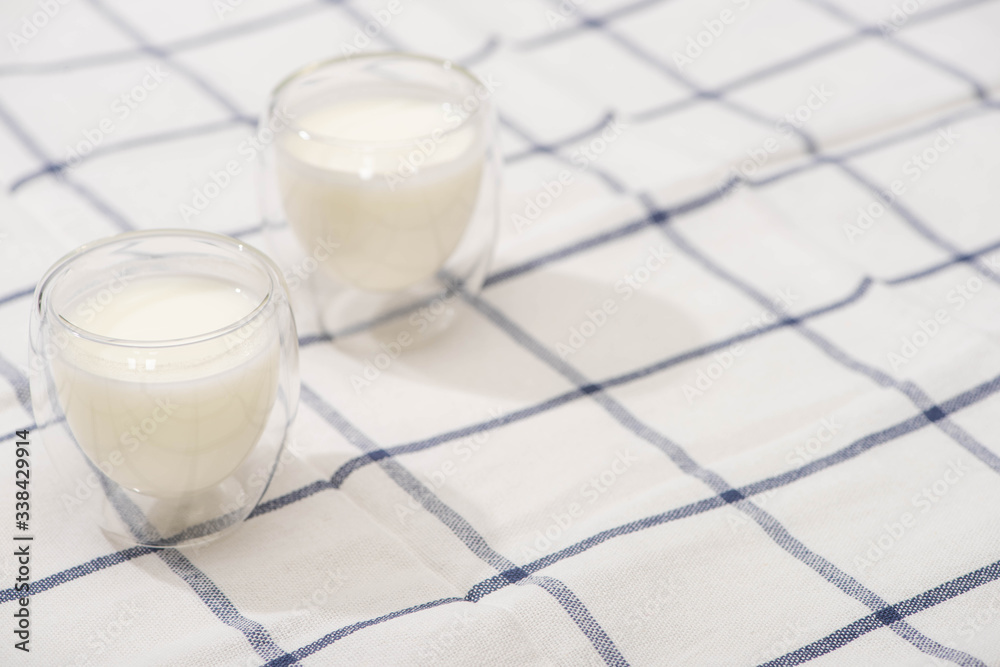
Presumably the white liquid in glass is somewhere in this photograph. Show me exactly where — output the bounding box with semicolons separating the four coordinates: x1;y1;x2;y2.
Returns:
52;276;280;498
275;91;485;292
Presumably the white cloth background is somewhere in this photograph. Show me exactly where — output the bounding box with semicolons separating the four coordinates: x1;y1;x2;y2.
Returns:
1;0;1000;665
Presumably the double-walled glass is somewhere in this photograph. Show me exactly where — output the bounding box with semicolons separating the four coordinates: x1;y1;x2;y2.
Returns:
29;230;299;548
259;52;500;337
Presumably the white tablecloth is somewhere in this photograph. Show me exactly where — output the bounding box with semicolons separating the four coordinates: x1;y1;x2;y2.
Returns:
1;0;1000;665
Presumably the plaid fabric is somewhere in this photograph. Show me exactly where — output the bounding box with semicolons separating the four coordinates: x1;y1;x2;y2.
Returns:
1;0;1000;664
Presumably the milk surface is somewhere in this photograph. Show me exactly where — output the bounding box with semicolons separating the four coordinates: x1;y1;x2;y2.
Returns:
276;91;485;292
52;275;280;498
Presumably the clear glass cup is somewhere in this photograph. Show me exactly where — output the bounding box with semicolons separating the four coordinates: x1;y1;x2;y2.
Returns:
258;52;500;338
29;230;299;548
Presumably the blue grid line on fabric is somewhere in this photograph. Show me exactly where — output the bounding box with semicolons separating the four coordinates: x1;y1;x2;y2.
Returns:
517;0;672;50
6;367;1000;663
158;549;299;666
301;284;456;345
3;105;556;199
274;555;1000;667
271;9;632;659
0;0;972;496
455;36;502;68
485;370;1000;583
15;358;1000;612
560;0;990;296
10;117;250;194
767;0;994;280
26;32;296;667
298;383;631;667
86;0;254;123
0;0;992;664
0;545;155;604
320;277;873;490
516;0;1000;317
499;114;629;194
1;4;631;661
659;221;1000;479
0;65;992;656
604;0;991;126
505;111;617;164
0;0;497;82
0;286;33;309
0;0;984;217
752;102;995;191
519;28;1000;652
482;175;740;289
805;0;989;99
0;352;31;414
0;2;327;78
6;363;1000;619
761;558;1000;667
886;236;1000;286
547;0;819;156
458;281;987;666
0;88;979;332
629;29;869;124
95;470;299;665
226;4;1000;649
831;158;1000;285
0;50;297;651
148;1;329;58
0;98;134;232
0;54;991;318
261;596;466;667
484;99;996;294
0;425;34;446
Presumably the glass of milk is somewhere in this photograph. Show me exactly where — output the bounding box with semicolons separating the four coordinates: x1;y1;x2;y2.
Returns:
259;53;500;337
29;230;299;548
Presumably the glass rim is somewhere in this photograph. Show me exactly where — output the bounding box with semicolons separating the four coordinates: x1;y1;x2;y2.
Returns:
35;229;279;349
265;51;490;150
